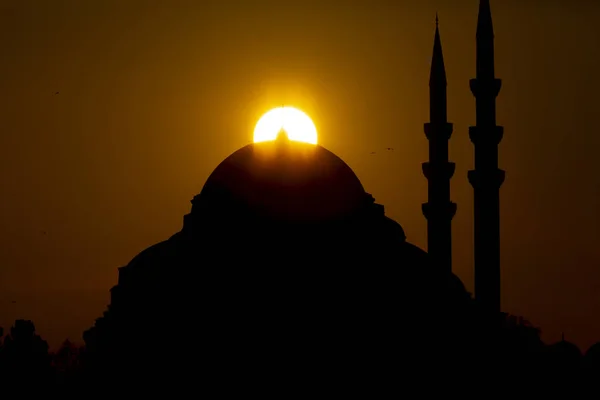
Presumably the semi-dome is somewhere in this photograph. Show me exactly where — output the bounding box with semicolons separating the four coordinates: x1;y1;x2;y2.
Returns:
195;139;368;223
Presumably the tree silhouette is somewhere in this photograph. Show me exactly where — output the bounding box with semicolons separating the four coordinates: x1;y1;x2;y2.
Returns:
0;320;53;388
52;339;84;389
54;340;79;372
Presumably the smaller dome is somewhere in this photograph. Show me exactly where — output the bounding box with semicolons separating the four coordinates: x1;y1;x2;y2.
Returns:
584;342;600;370
548;337;582;366
586;342;600;358
196;140;368;223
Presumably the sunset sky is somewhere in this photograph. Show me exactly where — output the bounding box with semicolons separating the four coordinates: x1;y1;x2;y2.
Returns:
1;0;599;350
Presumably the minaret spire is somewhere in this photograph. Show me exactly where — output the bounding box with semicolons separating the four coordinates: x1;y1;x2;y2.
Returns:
469;0;504;317
477;0;494;37
430;14;447;121
422;14;456;274
476;0;496;81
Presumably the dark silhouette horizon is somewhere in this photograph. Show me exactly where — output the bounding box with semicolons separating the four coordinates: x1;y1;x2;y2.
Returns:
1;0;600;392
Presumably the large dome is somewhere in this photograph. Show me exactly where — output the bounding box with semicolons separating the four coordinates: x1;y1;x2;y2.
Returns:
196;140;367;223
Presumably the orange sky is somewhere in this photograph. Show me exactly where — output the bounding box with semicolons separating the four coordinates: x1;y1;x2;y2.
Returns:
1;0;599;350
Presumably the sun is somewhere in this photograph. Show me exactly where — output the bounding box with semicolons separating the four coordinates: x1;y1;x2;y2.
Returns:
253;107;318;145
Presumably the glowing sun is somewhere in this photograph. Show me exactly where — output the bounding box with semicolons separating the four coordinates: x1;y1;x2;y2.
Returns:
253;107;318;144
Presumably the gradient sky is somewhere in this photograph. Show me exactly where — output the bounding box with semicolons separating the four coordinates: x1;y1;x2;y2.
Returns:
0;0;599;350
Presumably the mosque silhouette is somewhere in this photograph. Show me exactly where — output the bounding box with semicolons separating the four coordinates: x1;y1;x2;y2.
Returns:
81;0;563;391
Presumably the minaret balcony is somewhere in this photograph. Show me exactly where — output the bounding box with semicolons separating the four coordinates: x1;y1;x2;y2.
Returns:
422;161;456;180
469;125;503;146
422;201;457;220
424;122;453;140
469;78;502;98
468;168;505;189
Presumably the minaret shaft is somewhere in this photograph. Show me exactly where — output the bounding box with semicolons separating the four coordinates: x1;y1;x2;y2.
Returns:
469;0;504;316
422;17;456;274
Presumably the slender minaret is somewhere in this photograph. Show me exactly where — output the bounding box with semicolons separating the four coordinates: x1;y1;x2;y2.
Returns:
422;14;456;274
468;0;504;316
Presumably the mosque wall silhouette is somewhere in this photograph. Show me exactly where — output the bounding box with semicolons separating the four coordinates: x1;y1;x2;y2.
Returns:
81;0;529;389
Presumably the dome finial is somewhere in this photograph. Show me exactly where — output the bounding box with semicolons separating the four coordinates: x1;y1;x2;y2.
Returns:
276;127;289;142
276;105;290;142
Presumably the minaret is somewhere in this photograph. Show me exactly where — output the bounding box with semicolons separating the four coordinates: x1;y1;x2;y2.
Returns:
468;0;504;316
422;14;456;274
